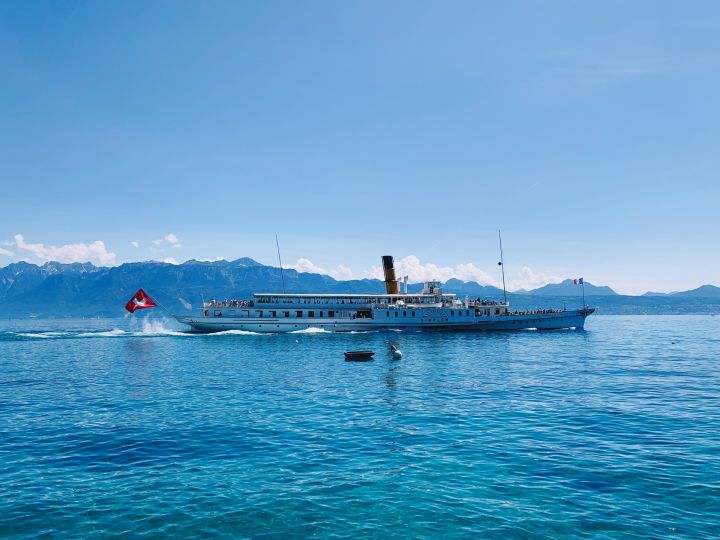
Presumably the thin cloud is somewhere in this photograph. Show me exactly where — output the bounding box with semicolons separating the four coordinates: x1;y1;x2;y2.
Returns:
164;233;182;249
0;247;13;256
153;233;182;249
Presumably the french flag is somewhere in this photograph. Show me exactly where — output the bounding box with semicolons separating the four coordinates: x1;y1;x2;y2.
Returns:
573;277;584;285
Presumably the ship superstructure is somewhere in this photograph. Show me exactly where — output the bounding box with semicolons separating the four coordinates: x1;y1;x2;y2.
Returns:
175;256;594;333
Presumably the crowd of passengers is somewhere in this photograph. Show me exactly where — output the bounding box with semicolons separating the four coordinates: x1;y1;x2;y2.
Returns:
472;299;504;306
206;299;254;308
508;309;565;315
207;298;515;308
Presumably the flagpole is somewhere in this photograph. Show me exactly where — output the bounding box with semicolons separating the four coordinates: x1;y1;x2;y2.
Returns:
144;291;174;318
152;297;174;318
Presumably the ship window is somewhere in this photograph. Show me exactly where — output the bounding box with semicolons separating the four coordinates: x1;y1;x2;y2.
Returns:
386;312;390;317
394;311;398;317
495;309;500;315
319;311;323;317
411;311;415;316
270;311;276;317
284;311;289;317
403;311;406;317
329;310;334;317
451;310;454;316
296;311;303;317
308;311;315;318
466;310;470;316
204;310;209;316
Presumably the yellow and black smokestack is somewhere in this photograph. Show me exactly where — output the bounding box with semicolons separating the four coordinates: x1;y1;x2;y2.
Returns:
382;255;400;294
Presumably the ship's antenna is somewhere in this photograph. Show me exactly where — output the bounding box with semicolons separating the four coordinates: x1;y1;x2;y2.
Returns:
498;229;507;305
275;234;286;294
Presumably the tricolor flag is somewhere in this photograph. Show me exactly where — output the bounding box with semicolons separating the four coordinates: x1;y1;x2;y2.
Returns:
573;277;584;285
125;289;157;313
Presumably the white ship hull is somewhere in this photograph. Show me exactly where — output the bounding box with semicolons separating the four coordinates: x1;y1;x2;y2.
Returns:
175;308;594;333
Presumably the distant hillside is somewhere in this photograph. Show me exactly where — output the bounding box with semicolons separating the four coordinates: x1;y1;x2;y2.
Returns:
1;259;719;317
441;279;505;298
642;285;720;298
525;279;618;296
672;285;720;298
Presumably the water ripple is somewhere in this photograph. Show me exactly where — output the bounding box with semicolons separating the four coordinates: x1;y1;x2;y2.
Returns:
0;315;719;538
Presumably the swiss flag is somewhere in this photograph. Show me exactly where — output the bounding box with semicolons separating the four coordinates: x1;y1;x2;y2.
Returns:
125;289;157;313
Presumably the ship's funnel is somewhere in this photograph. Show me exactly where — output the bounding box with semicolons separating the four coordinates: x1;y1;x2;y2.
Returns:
382;255;400;295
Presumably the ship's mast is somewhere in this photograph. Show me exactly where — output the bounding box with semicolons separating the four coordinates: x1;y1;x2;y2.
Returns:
498;230;507;304
275;234;286;295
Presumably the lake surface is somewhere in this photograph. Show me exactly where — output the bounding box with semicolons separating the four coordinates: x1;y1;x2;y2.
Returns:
1;316;719;539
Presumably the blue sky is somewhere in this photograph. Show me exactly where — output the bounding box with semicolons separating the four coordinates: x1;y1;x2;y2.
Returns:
1;1;718;294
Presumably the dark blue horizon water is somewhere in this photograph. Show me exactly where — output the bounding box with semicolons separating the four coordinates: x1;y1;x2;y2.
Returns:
1;315;719;539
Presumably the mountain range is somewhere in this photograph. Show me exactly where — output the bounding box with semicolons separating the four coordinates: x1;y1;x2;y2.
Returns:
1;259;719;317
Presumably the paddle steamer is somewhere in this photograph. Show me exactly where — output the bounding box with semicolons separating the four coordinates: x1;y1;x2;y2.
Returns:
175;256;594;333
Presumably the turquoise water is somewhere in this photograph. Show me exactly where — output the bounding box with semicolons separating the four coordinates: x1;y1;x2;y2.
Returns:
1;316;719;539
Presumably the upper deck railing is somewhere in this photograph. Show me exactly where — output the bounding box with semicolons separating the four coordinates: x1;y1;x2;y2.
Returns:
203;295;508;310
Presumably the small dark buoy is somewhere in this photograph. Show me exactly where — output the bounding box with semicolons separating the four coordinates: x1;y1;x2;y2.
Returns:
344;350;374;361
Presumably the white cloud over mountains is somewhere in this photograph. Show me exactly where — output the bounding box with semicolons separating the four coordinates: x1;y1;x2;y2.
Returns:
371;255;496;286
289;254;562;292
509;266;562;291
0;246;13;256
11;234;117;266
287;258;354;280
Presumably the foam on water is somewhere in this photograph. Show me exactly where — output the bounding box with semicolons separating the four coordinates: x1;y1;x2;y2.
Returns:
289;327;331;334
3;324;268;340
76;328;127;338
136;319;188;336
1;319;195;341
206;329;266;336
